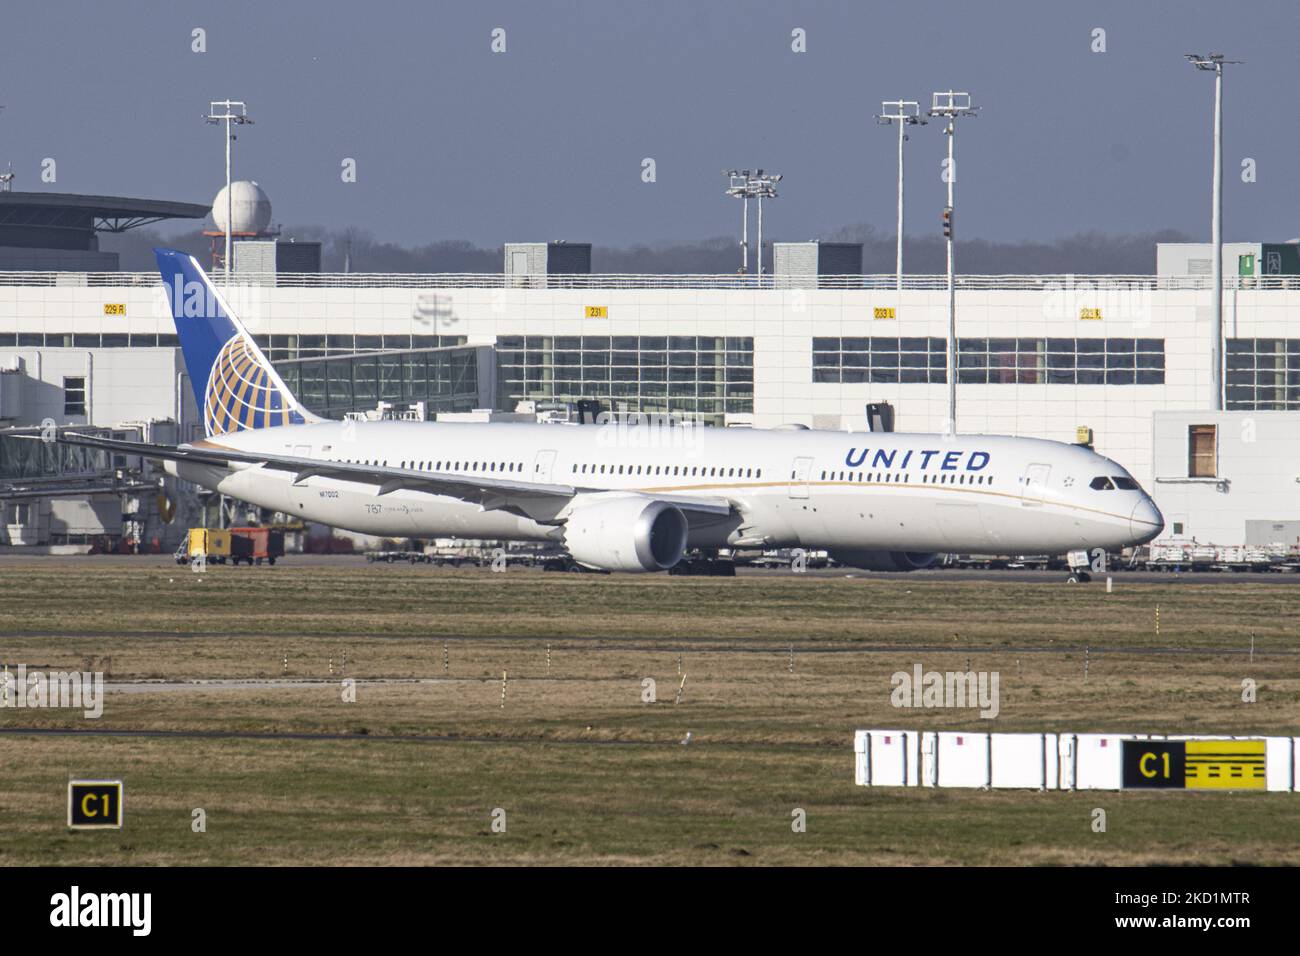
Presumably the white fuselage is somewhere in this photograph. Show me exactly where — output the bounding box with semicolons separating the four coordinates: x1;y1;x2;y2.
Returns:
170;420;1163;555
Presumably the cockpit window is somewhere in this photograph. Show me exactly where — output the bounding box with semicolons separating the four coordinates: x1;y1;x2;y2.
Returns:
1089;476;1115;490
1113;476;1139;490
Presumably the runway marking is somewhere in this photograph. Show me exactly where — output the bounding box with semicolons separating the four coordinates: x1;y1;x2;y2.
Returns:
1;640;1293;657
0;726;832;750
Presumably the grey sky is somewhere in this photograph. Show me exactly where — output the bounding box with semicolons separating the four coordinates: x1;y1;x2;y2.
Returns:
2;0;1295;247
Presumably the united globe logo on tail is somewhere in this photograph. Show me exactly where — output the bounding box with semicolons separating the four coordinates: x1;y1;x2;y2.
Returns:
204;334;307;436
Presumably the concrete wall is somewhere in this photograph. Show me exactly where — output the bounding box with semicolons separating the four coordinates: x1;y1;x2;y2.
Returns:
1152;409;1300;547
1156;242;1262;277
233;240;278;277
503;243;547;275
772;249;817;290
0;347;196;435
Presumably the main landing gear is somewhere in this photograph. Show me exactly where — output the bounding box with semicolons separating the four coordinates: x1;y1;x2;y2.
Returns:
669;557;737;577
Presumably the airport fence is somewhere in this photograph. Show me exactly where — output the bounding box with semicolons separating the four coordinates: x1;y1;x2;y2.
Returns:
5;272;1300;291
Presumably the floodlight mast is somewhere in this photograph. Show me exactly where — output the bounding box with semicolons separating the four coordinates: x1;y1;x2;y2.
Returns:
0;105;13;192
928;91;978;435
724;169;751;274
750;170;781;281
724;169;781;281
1186;53;1241;411
877;100;926;292
206;100;253;284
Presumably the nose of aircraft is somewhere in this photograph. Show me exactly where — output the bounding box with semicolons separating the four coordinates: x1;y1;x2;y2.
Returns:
1129;496;1164;544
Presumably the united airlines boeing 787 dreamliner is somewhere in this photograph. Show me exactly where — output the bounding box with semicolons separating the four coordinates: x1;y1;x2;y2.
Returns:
56;250;1163;572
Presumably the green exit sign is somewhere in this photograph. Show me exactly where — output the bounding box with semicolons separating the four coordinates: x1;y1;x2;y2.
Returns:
1239;254;1255;276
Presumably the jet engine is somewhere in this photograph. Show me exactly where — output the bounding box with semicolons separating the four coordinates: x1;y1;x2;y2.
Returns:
829;549;940;572
563;496;689;572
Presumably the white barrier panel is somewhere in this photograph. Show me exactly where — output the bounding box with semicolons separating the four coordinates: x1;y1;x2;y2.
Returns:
853;730;867;786
933;732;991;788
854;731;1300;792
1074;734;1125;791
855;730;920;787
991;733;1052;790
1265;738;1295;793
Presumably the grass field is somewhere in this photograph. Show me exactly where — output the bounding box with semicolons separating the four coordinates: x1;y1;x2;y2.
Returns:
1;560;1297;865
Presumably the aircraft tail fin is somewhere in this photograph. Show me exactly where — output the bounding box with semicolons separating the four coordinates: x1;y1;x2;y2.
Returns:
154;248;320;436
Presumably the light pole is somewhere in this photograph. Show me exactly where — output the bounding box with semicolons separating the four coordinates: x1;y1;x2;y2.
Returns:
724;169;751;274
877;100;926;292
206;100;253;284
0;106;12;192
724;169;781;281
750;170;781;281
928;91;978;435
1186;54;1241;411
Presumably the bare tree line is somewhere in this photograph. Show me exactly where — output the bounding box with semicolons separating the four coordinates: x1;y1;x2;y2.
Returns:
102;224;1191;275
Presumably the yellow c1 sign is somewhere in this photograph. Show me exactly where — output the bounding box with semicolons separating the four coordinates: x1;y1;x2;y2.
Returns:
584;306;608;319
68;780;124;829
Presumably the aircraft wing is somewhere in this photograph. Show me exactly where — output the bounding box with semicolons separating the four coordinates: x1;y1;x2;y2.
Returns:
47;432;734;520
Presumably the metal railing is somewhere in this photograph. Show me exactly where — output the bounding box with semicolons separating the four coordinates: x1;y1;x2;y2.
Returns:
2;271;1300;291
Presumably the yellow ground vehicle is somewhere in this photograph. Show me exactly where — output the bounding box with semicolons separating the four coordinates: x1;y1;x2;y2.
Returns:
176;528;232;565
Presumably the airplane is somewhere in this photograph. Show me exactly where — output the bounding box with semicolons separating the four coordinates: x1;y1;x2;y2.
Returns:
51;248;1164;574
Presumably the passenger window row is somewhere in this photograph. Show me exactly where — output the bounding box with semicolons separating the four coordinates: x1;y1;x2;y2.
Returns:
571;463;763;480
329;457;765;484
336;458;526;475
817;470;995;486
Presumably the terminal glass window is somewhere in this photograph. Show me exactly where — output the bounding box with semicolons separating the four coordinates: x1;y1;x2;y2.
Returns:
812;337;1163;385
274;347;482;419
263;334;466;363
63;376;86;416
956;338;1163;385
496;335;752;425
1225;338;1300;410
813;337;947;384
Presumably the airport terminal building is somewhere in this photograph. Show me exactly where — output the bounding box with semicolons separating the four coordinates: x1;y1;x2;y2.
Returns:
3;232;1300;554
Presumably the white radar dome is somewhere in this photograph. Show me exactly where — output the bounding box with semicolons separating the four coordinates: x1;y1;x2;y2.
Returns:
211;180;272;235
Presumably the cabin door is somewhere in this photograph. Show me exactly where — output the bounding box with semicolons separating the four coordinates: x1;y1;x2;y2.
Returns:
788;457;813;499
1020;463;1050;506
533;449;557;484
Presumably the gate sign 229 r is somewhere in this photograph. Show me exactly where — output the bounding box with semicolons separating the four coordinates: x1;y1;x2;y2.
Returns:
1121;740;1266;790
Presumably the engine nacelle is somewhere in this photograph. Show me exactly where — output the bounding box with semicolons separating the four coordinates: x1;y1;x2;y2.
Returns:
829;549;940;572
563;496;689;572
